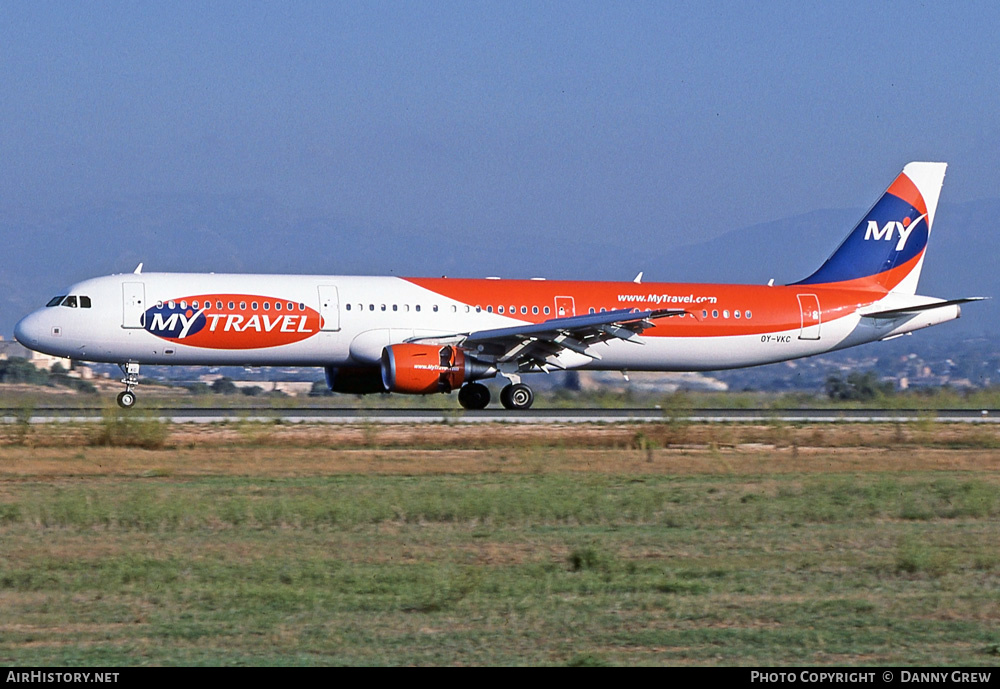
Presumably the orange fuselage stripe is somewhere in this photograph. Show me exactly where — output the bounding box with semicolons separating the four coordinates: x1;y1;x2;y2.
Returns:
404;277;885;338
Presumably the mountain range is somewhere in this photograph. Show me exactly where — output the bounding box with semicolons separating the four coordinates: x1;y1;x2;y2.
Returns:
1;195;994;340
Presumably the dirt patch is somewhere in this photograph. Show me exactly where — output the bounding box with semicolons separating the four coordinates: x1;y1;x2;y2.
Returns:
0;421;999;479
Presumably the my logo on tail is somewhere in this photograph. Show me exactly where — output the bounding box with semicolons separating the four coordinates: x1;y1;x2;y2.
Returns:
864;213;927;251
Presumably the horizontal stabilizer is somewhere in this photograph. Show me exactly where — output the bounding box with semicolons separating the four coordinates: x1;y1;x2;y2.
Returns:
861;297;987;319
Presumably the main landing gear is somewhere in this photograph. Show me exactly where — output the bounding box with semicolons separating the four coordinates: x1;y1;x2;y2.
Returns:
457;380;535;411
457;382;491;410
499;383;533;410
116;362;140;409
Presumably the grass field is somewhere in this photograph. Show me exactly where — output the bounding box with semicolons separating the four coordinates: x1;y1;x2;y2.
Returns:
1;417;998;666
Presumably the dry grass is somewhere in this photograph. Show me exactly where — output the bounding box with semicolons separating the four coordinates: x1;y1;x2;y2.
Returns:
0;421;998;478
1;421;999;666
1;444;999;480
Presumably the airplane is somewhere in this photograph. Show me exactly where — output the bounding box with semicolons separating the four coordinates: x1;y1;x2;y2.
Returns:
14;162;983;410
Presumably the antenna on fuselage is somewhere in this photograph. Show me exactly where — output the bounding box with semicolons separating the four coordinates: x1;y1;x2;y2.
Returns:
133;263;144;274
633;272;643;284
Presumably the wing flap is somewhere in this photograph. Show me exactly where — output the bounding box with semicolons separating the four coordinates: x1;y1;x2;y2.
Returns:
464;308;682;344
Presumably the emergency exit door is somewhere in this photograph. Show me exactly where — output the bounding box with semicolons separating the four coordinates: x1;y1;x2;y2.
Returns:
318;285;341;331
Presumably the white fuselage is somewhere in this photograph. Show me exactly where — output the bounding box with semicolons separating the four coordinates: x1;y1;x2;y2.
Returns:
13;272;960;374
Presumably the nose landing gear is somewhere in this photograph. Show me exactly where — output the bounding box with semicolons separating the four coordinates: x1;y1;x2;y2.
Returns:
117;363;140;408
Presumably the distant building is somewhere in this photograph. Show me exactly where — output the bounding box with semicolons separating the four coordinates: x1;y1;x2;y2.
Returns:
0;336;89;375
231;380;314;396
0;337;32;360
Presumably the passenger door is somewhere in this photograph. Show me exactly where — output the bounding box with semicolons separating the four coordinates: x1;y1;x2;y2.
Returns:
122;282;146;329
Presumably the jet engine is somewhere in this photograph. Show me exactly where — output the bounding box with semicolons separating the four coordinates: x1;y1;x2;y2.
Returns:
380;344;495;394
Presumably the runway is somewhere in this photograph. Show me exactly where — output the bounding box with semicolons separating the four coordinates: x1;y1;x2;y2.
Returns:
2;407;998;424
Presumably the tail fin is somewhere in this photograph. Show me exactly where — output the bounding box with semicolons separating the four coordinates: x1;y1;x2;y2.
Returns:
793;162;947;294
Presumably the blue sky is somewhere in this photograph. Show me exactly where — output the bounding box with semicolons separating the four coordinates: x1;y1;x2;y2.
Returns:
2;1;999;255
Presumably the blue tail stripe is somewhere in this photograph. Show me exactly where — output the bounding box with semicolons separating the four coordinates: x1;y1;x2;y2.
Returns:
794;193;927;286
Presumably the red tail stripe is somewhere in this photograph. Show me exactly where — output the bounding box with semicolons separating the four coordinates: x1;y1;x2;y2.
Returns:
885;173;927;217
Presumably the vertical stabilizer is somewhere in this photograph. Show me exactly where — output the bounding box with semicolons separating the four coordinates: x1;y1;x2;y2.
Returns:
793;162;947;294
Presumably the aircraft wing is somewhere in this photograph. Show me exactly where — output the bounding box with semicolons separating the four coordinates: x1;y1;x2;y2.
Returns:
457;307;685;372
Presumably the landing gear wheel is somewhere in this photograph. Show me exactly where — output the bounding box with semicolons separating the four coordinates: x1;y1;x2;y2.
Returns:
500;383;533;410
458;382;491;410
117;363;141;409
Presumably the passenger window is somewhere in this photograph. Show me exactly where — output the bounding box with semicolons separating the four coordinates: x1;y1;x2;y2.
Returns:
746;310;752;319
415;305;421;312
299;303;306;311
228;301;235;310
46;296;66;307
487;306;493;313
240;302;247;310
723;310;729;319
369;304;375;311
589;308;595;314
498;306;505;314
433;305;439;312
287;302;295;311
180;301;187;309
251;301;258;310
62;296;78;308
345;304;351;311
393;305;398;311
275;302;282;311
381;304;386;311
521;306;527;314
735;310;741;319
263;302;270;311
80;296;92;308
216;301;223;309
712;310;719;318
532;306;538;315
544;307;550;315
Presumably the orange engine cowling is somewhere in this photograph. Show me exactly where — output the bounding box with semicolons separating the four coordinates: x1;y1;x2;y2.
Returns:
380;344;494;394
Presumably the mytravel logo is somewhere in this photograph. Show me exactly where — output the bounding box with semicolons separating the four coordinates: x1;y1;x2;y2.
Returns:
144;294;322;349
863;212;927;251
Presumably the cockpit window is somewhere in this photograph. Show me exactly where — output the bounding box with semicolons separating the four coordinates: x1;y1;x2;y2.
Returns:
47;294;91;308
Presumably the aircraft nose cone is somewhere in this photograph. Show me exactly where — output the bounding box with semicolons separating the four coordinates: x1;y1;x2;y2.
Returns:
14;311;44;351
